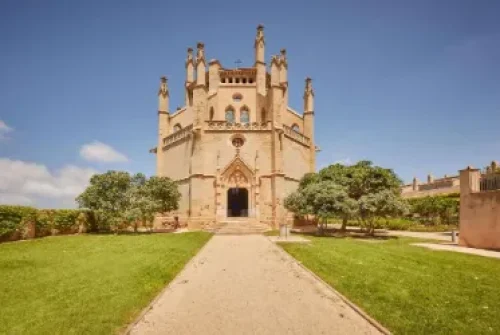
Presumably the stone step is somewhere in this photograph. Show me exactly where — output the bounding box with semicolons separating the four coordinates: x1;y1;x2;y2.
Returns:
210;220;271;235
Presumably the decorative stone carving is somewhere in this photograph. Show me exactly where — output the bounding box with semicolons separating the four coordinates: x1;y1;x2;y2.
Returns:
228;170;248;186
206;121;269;131
158;76;168;97
162;124;193;148
196;42;205;62
282;124;311;146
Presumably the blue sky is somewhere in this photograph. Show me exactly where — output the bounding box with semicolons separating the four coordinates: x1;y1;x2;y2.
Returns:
1;0;499;207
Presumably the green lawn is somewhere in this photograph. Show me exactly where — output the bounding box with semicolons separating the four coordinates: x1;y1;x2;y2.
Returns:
0;232;211;335
280;236;500;335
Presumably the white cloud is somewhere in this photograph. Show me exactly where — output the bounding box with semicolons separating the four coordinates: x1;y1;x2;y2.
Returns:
0;120;13;140
80;141;129;163
0;158;98;208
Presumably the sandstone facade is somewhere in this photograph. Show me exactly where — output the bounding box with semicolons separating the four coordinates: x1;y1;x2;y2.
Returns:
151;25;316;230
459;165;500;250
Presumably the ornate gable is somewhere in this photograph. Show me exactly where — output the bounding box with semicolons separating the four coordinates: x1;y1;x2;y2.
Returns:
220;156;254;188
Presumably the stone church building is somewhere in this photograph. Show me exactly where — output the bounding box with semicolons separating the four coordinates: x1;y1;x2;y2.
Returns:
151;25;316;229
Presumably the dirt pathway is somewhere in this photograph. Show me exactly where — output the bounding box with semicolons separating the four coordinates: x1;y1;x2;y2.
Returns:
128;235;383;335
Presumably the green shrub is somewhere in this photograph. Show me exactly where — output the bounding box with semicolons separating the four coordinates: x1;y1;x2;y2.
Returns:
52;209;81;233
407;194;459;225
36;210;54;237
0;205;37;240
0;206;98;242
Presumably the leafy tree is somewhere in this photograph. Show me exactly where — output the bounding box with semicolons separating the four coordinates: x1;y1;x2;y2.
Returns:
124;181;156;232
285;181;357;235
358;190;409;235
76;171;132;229
318;160;402;230
308;181;357;234
320;160;402;199
145;176;181;214
408;195;459;225
298;172;320;189
76;172;180;231
284;190;310;217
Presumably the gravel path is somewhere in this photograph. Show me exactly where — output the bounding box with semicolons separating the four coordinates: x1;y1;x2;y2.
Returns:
128;235;382;335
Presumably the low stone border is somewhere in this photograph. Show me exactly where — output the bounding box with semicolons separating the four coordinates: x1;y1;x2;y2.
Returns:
270;239;392;335
121;235;214;334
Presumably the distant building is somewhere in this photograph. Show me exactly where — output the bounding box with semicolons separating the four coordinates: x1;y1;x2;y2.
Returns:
150;25;316;229
401;161;499;198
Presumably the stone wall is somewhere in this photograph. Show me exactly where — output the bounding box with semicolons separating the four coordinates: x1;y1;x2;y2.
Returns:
401;175;460;198
459;167;500;250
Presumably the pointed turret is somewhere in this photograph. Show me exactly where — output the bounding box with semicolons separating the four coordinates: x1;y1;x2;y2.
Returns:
186;47;194;82
254;24;265;63
303;77;314;113
196;42;206;86
157;76;170;175
208;59;221;94
279;48;288;83
270;55;280;86
279;48;289;108
254;24;266;96
303;77;315;172
158;76;169;112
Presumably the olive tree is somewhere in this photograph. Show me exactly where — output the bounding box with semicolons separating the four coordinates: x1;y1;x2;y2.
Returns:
76;171;180;232
358;190;409;235
285;181;357;235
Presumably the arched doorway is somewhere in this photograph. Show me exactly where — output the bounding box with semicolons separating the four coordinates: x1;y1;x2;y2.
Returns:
227;188;248;217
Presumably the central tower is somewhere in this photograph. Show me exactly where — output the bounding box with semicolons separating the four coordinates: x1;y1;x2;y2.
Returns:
151;25;316;230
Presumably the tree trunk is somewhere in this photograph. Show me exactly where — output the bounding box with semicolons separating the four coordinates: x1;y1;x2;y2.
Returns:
341;217;348;231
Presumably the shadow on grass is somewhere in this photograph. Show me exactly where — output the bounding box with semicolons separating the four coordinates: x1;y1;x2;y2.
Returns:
86;229;177;236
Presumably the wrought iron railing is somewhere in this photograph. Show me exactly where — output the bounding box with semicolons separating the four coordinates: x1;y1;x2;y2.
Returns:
480;174;500;191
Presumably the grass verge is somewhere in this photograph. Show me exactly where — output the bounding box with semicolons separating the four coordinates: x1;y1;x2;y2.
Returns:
280;235;500;334
0;232;211;334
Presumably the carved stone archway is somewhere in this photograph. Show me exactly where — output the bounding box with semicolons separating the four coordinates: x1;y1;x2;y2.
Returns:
217;156;255;219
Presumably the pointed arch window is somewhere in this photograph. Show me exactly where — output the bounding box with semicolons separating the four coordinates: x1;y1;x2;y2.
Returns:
209;107;214;121
240;106;250;124
291;124;300;132
225;107;235;123
173;123;182;132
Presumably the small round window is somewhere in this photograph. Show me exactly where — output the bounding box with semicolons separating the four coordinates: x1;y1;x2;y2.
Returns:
231;135;245;148
232;93;243;103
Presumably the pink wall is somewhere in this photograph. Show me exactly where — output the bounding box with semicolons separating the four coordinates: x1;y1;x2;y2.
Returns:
459;168;500;250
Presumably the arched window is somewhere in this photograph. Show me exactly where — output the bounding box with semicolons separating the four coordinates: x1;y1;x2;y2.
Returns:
209;107;214;121
261;108;266;122
225;107;235;123
291;124;300;132
173;123;182;132
240;106;250;124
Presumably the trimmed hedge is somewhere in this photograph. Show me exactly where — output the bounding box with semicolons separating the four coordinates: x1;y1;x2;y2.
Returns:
0;205;94;242
407;193;459;225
